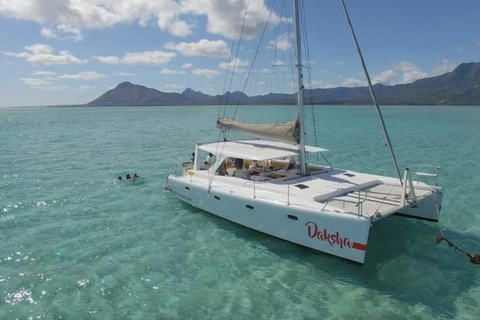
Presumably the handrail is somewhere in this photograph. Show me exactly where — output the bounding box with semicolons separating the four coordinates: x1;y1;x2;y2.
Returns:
412;164;440;185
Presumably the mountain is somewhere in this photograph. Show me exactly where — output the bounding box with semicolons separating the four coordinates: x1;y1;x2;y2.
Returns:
303;62;480;105
87;82;196;106
182;88;211;101
85;62;480;107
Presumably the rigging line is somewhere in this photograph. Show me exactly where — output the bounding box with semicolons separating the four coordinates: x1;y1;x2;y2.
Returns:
227;0;278;134
212;1;279;184
339;0;403;185
209;0;251;188
300;0;332;168
211;0;278;189
221;0;251;124
270;0;286;124
300;0;320;162
217;0;246;121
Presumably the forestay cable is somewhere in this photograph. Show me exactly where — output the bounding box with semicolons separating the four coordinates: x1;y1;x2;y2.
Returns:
339;0;403;185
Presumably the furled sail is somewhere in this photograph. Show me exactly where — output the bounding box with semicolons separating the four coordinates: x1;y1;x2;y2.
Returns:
217;117;300;144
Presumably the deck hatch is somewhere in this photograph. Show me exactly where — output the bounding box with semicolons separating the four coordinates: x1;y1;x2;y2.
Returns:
294;184;309;189
343;173;355;177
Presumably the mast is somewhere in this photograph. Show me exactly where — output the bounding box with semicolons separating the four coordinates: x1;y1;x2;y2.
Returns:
293;0;307;175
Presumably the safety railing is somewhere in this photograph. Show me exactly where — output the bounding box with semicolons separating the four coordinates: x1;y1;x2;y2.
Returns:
412;164;441;185
169;162;180;177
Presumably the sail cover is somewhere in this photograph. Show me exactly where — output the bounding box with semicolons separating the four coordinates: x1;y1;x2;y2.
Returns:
217;117;300;144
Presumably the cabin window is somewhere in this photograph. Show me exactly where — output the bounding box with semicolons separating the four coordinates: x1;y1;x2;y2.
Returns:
214;196;220;200
287;215;298;220
185;186;190;190
246;205;254;210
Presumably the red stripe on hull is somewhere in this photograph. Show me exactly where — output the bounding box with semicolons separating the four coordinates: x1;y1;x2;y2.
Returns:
352;242;367;251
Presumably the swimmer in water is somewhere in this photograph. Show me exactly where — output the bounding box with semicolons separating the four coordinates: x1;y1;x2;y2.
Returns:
133;173;140;180
118;176;123;182
126;174;132;181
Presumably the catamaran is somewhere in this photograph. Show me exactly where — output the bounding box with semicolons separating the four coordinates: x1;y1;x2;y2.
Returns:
165;0;444;263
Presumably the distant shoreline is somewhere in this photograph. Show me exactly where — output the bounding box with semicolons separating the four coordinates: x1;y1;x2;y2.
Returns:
3;103;478;109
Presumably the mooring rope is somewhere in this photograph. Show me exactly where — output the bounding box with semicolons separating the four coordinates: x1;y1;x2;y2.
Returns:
431;192;479;264
435;236;480;264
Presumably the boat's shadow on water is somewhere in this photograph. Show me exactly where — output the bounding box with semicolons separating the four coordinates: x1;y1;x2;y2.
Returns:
183;203;478;318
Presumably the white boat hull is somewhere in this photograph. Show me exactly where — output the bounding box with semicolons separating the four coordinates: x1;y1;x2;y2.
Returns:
166;176;371;263
165;165;443;264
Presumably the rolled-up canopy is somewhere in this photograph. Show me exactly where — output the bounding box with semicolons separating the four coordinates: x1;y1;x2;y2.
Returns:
217;117;300;144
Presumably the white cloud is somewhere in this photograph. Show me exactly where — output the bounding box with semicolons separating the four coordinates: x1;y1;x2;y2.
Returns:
20;77;68;90
272;60;285;66
341;78;365;87
160;68;186;75
122;51;176;65
309;80;335;89
20;77;51;87
182;63;193;69
337;62;427;87
58;71;105;80
40;26;83;41
0;0;281;40
181;0;281;39
270;33;292;51
113;72;135;76
38;85;69;90
57;25;84;41
165;39;229;57
0;0;190;37
164;83;184;91
79;85;94;90
192;68;220;79
372;69;397;85
369;61;429;85
3;44;86;65
93;55;120;65
93;51;176;65
394;62;428;83
432;59;457;76
333;61;344;66
219;57;249;70
40;27;56;39
33;71;57;76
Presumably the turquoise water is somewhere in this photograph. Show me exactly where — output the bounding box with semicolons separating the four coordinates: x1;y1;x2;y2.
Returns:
1;105;479;319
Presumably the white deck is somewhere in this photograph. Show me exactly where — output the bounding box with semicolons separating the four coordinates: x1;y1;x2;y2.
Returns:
183;165;435;220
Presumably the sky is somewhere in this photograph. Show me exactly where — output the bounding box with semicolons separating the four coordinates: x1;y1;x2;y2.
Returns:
0;0;479;107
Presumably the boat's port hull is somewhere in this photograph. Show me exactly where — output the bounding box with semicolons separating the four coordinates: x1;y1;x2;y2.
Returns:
166;176;371;263
395;188;443;222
